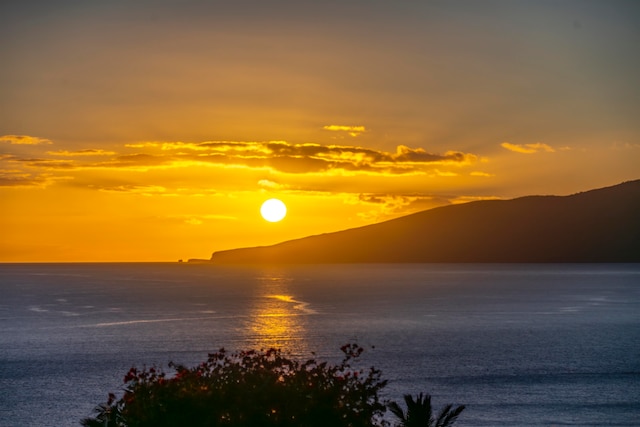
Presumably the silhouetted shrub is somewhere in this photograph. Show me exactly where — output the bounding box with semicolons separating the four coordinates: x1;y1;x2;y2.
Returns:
82;343;389;427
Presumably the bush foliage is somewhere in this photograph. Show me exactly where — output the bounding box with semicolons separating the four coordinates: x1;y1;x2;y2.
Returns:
82;343;464;427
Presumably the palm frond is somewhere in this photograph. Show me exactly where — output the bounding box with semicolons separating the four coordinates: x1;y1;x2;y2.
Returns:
404;393;433;427
390;392;464;427
435;403;465;427
387;400;407;423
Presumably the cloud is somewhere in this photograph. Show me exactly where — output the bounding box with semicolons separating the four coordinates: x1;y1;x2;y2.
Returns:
110;140;478;175
501;142;555;154
323;125;366;137
429;169;458;177
96;184;167;196
0;170;69;188
0;135;53;145
106;154;174;168
1;138;480;191
449;195;502;204
346;190;504;221
0;170;45;187
611;142;640;150
470;171;494;177
48;149;117;156
87;184;226;197
258;179;287;190
346;192;453;222
15;158;77;169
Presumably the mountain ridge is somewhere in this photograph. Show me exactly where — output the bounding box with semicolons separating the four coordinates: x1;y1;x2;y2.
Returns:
208;180;640;264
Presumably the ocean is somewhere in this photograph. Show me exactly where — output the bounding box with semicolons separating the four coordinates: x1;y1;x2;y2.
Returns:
1;263;639;426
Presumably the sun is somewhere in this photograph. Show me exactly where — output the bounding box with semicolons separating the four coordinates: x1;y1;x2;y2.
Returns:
260;198;287;222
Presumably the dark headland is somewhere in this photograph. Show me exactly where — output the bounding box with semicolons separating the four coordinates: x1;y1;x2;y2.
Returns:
207;180;640;264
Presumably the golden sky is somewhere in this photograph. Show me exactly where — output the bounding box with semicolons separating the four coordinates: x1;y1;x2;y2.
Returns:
1;0;639;262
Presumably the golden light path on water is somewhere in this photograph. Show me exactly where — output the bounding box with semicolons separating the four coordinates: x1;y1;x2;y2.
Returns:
244;270;317;355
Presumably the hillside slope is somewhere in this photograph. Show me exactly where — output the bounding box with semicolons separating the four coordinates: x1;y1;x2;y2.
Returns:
210;180;640;263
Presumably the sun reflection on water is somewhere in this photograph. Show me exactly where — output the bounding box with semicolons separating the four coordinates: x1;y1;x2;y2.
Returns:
244;271;315;355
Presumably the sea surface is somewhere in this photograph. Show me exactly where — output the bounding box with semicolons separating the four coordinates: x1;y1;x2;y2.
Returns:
1;263;639;426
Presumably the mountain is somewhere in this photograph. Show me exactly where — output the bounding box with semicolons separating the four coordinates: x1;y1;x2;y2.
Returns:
210;180;640;264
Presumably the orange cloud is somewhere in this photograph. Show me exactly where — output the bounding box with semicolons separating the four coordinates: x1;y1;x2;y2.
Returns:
501;142;555;154
0;135;53;145
470;171;494;177
258;179;287;190
48;149;117;156
346;191;480;222
0;170;45;187
1;138;480;195
323;125;366;137
96;184;167;195
16;158;76;169
393;145;477;165
57;140;477;175
0;170;69;188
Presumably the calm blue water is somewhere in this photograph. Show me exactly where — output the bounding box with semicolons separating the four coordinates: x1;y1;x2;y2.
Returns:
1;263;639;426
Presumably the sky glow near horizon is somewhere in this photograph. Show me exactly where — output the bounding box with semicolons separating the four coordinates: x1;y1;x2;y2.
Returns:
1;0;639;261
